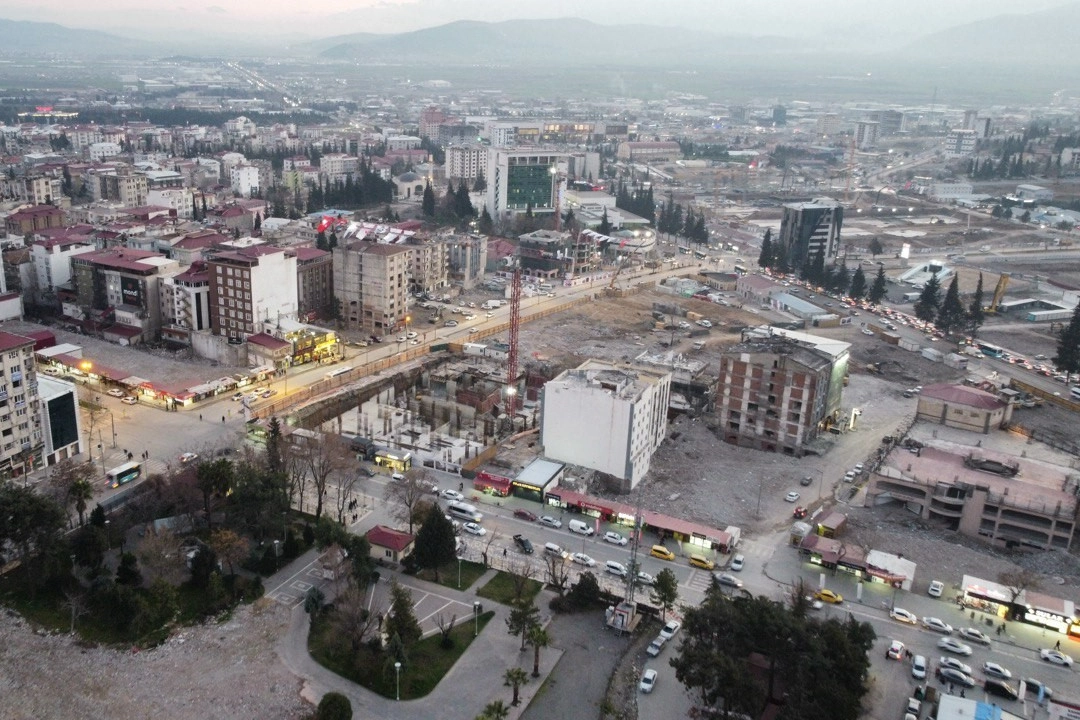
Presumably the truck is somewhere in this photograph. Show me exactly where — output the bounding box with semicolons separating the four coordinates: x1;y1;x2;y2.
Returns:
481;299;500;310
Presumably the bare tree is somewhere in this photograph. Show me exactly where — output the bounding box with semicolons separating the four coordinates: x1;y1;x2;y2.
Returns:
135;527;188;585
998;568;1042;618
304;434;352;520
331;585;382;655
61;589;89;634
435;611;457;646
481;526;501;568
544;554;571;595
334;472;359;525
283;443;309;513
508;560;539;603
385;468;435;534
209;528;249;576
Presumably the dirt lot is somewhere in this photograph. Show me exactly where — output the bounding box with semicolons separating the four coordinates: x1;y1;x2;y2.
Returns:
0;600;307;720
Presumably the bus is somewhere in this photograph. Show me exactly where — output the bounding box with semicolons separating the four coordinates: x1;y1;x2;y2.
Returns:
975;342;1005;359
733;264;748;275
105;461;142;488
446;500;482;523
693;250;707;260
326;365;354;379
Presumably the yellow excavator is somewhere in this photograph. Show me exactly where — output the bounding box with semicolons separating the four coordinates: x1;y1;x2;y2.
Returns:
985;273;1010;313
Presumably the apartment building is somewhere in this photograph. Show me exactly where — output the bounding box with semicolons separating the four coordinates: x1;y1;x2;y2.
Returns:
5;205;65;236
615;141;682;161
36;374;83;466
776;198;844;270
419;106;451;140
320;153;360;181
230;164;263;197
89;167;148;207
295;247;333;321
29;234;97;304
146;188;195;219
207;246;298;340
0;175;62;205
945;129;978;158
159;263;212;345
856;120;880;150
69;248;180;343
715;329;849;455
443;231;489;289
332;240;411;337
406;237;449;296
446;144;488;183
0;331;44;479
540;359;672;491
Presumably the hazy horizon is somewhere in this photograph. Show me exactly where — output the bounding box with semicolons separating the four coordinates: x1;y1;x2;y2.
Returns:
1;0;1075;44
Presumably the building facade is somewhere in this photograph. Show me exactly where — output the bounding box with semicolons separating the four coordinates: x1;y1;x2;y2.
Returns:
207;246;298;340
541;359;672;490
776;198;844;271
0;331;44;478
332;241;411;337
294;247;333;321
159;263;212;344
485;149;567;219
36;374;83;467
446;144;488;183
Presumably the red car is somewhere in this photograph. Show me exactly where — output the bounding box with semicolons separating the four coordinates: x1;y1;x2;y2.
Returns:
513;509;538;521
793;506;808;519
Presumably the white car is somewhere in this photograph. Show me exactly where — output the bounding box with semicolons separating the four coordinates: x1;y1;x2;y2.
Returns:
396;335;407;342
444;320;458;327
440;489;464;502
927;580;944;597
106;388;126;398
891;608;918;624
635;571;655;587
659;620;681;641
121;396;138;405
922;617;953;634
463;314;476;320
462;522;486;537
982;661;1011;680
937;637;973;656
1040;648;1074;666
958;627;991;645
571;552;595;567
639;668;657;694
938;657;972;675
538;515;562;529
406;331;418;339
178;452;199;464
784;491;800;503
603;531;628;546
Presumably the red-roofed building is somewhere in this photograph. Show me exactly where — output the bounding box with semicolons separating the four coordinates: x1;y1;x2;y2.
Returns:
5;204;64;236
68;247;179;342
28;230;97;305
366;525;415;563
916;383;1012;433
245;332;292;368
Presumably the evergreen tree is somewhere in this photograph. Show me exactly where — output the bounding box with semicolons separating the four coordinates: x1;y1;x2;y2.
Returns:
598;208;612;235
694;216;708;243
1054;305;1080;382
265;416;284;474
328;229;338;250
832;262;850;295
421;181;436;217
413;510;457;582
758;230;773;269
384;581;423;648
808;250;826;286
478;207;494;235
472;171;486;193
683;207;696;239
849;266;867;299
935;275;966;334
967;273;986;336
868;266;888;304
253;212;262;232
913;275;942;322
316;230;328;251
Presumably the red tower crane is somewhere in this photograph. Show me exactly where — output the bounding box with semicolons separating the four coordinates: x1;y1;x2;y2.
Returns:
505;267;522;415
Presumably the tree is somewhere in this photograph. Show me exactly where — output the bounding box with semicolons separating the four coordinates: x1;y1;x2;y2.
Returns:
331;585;379;654
998;568;1041;619
196;458;234;531
46;458;96;527
421;181;436;216
385;468;435;534
598;207;612;236
832;262;850;296
868;237;884;257
757;230;773;269
477;700;510;720
935;275;966;334
348;534;377;588
478;207;494;235
472;171;487;193
967;272;986;336
253;212;262;232
651;568;680;621
208;528;248;576
913;275;941;322
544;553;570;595
116;552;143;587
315;692;352;720
506;599;540;651
304;434;351;520
0;483;68;586
848;266;867;300
1053;304;1080;383
868;265;887;304
304;586;326;625
504;666;529;706
265;416;284;475
385;581;423;648
413;506;457;581
527;624;550;677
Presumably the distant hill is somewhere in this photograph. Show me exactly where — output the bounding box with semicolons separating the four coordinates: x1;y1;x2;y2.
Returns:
900;3;1080;66
0;18;147;55
309;18;793;66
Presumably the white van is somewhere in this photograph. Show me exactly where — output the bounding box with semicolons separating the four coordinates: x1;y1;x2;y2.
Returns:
1071;386;1080;401
447;500;482;523
544;542;567;559
567;518;594;536
605;560;628;577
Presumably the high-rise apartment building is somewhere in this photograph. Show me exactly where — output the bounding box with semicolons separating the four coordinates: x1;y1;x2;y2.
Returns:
446;144;488;183
0;331;44;478
776;198;844;270
207;246;298;340
332;241;411;337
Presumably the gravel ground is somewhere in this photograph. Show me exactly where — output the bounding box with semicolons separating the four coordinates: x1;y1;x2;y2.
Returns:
0;600;308;720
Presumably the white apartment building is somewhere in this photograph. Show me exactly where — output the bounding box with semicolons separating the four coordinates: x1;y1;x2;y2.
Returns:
540;359;672;490
945;129;978;157
230;164;262;198
386;135;422;152
320;153;360;182
0;331;44;479
159;265;212;343
29;236;97;303
856;120;879;150
147;188;195;219
88;142;123;162
207;246;298;339
446;144;488;182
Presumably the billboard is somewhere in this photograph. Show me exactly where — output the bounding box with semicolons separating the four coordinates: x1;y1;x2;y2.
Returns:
120;276;142;307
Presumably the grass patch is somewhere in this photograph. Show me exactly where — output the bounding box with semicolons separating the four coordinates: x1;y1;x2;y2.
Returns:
477;571;543;606
415;559;487;591
309;609;495;699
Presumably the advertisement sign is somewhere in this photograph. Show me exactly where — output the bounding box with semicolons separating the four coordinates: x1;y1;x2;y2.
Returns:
120;277;142;307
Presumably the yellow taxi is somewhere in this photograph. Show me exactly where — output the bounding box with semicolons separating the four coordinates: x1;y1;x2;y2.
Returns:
815;588;844;604
649;545;676;561
688;554;715;571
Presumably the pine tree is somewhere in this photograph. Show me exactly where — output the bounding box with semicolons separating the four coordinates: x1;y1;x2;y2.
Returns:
598;208;612;235
478;207;494;235
758;230;773;269
936;275;966;334
868;266;888;304
914;275;942;322
832;262;850;295
316;230;328;251
967;273;986;336
253;212;262;232
1054;304;1080;383
808;250;826;286
849;266;867;299
421;181;435;217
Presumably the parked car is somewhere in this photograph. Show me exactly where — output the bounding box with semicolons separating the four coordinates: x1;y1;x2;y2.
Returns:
571;553;595;567
928;580;944;597
713;572;743;589
659;620;681;641
799;475;814;486
730;554;744;571
106;388;126;398
635;571;655;587
936;666;975;688
958;627;991;645
603;531;628;545
890;608;918;624
688;554;715;570
121;396;138;405
1022;678;1053;699
938;637;973;656
792;506;808;519
886;640;905;660
178;452;199;464
1040;648;1074;666
983;679;1019;701
440;489;464;502
444;320;458;327
938;657;972;675
649;545;676;561
538;515;562;529
513;534;534;554
646;636;666;657
462;522;486;537
639;669;657;694
911;654;927;680
513;509;538;522
784;491;800;503
922;617;953;634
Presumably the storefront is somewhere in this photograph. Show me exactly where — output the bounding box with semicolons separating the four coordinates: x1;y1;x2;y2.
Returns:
473;471;512;498
960;575;1013;619
514;459;564;503
1016;592;1076;635
374;450;411;473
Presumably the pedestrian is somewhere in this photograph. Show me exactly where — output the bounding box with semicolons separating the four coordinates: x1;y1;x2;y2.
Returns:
199;414;202;421
960;689;965;699
222;415;225;423
949;683;954;695
1055;640;1061;650
503;548;507;557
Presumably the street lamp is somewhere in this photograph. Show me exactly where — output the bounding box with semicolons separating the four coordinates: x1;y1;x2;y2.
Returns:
473;601;481;637
104;519;111;550
457;554;463;589
394;661;401;701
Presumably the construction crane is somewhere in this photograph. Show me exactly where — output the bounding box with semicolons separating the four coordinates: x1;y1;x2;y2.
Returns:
987;273;1010;313
505;267;522;415
844;135;857;205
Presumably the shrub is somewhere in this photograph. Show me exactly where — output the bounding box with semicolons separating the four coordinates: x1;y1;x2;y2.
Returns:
315;691;352;720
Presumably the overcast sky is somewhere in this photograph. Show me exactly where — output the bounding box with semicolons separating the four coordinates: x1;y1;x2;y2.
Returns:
3;0;1073;41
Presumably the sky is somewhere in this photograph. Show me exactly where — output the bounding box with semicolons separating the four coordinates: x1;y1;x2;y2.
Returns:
2;0;1074;42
